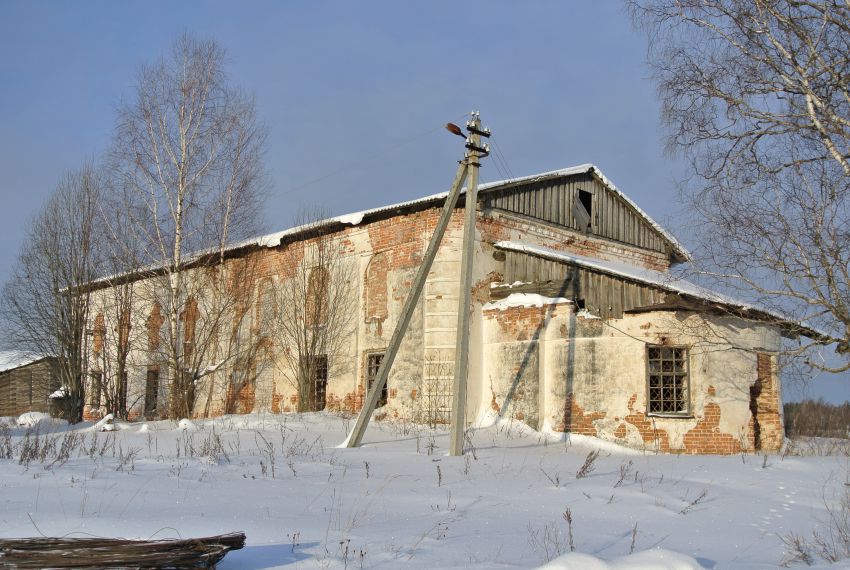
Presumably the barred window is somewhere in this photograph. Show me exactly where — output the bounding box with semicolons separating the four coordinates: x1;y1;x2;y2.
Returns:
145;368;159;416
314;355;328;412
647;345;689;415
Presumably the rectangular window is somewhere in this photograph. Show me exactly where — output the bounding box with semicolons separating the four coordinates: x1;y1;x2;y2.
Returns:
145;369;159;416
647;345;689;415
89;372;102;406
574;189;593;233
314;355;328;411
578;189;593;218
367;352;387;407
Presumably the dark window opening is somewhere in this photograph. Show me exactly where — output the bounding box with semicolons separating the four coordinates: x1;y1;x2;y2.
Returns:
578;189;593;218
647;345;689;415
145;369;159;416
89;372;102;406
314;355;328;411
575;299;586;310
367;352;387;407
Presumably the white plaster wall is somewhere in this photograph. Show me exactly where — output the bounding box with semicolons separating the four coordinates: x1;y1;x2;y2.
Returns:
478;301;783;452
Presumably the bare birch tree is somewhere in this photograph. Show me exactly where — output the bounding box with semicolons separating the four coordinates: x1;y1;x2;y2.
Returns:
1;166;102;422
86;197;144;420
274;210;356;412
629;0;850;370
111;33;267;418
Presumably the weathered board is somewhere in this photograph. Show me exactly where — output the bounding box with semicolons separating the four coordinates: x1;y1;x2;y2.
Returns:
499;250;666;319
0;359;59;417
482;172;670;255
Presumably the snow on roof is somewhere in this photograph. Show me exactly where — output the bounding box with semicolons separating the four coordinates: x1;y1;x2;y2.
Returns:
85;164;689;290
483;293;572;311
0;351;46;373
494;241;825;337
496;241;724;302
243;164;689;260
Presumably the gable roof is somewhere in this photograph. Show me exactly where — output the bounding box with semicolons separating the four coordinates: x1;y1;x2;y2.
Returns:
84;164;689;290
238;163;690;261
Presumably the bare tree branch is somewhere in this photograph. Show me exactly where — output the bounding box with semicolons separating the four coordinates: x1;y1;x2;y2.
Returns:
273;208;356;413
109;33;267;418
629;0;850;372
1;166;103;422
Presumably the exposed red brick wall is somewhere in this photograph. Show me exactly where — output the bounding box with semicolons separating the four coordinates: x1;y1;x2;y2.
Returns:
271;387;282;414
224;379;256;415
147;303;164;350
682;402;743;454
366;209;462;271
92;313;105;359
472;271;503;303
478;211;670;271
483;302;568;341
621;393;672;452
325;387;364;414
749;353;783;451
364;252;388;322
477;216;512;243
558;393;606;435
564;390;763;455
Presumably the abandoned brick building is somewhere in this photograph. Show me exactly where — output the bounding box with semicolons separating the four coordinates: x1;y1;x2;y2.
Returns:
83;164;810;454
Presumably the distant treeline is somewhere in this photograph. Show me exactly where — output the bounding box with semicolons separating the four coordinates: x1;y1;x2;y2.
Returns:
784;400;850;439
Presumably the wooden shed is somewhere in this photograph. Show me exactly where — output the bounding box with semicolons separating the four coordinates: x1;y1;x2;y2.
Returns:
0;352;60;418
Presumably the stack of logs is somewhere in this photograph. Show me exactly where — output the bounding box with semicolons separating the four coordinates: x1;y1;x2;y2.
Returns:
0;531;245;569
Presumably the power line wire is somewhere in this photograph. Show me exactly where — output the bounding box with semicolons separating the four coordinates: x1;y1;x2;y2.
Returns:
283;114;469;196
490;135;515;180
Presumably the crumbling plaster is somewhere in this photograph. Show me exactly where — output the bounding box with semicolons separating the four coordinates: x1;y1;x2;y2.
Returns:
83;203;784;455
480;301;783;453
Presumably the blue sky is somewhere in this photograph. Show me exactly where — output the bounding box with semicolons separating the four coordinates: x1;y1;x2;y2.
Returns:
0;0;846;402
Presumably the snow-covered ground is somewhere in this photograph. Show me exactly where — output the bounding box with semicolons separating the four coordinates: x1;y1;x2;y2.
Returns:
0;412;846;569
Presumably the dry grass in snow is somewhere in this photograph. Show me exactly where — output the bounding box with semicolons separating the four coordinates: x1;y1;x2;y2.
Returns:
0;412;846;569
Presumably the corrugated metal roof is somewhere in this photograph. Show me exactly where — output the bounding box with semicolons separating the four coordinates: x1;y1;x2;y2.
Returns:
242;164;690;260
494;240;826;339
85;164;690;289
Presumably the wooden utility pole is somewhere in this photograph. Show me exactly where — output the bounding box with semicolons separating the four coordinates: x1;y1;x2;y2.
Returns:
450;111;490;456
345;112;490;450
346;158;469;448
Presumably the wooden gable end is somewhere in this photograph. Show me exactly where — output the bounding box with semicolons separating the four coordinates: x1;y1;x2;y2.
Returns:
481;172;670;256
